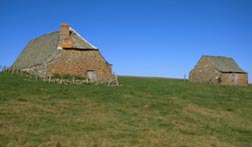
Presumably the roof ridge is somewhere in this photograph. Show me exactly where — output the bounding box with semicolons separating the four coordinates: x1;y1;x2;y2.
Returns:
204;55;232;59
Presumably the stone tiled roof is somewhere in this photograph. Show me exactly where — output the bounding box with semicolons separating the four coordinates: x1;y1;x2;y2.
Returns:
70;27;97;49
12;30;97;69
204;55;246;73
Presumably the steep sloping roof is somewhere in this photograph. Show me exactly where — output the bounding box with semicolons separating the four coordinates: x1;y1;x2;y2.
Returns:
12;29;97;69
204;55;246;73
70;27;97;49
12;31;60;69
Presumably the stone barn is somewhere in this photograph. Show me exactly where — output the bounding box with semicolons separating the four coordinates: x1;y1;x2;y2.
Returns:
12;24;113;83
189;55;248;86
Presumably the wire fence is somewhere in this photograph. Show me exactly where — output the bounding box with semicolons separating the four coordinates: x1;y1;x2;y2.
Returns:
0;66;89;85
0;65;119;86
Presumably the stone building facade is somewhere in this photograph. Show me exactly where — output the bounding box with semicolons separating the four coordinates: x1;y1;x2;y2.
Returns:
189;55;248;86
12;24;112;83
47;49;112;82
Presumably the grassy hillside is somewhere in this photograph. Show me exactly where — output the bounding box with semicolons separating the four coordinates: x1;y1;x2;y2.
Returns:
0;73;252;147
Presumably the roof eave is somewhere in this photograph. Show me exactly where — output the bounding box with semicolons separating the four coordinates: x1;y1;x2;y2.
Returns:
219;70;247;74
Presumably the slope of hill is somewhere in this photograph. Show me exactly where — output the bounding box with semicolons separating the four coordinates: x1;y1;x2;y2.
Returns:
0;73;252;147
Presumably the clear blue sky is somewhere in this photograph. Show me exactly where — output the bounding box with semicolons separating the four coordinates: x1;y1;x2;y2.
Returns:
1;0;252;82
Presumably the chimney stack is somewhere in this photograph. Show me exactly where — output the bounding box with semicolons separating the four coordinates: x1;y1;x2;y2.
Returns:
59;24;73;48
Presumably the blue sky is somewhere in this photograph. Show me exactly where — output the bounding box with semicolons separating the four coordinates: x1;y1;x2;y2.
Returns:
1;0;252;82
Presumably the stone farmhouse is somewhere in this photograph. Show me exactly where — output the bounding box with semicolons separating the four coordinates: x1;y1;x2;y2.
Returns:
12;24;113;83
189;55;248;86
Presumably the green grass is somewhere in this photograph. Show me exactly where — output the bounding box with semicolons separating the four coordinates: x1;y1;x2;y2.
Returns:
0;73;252;147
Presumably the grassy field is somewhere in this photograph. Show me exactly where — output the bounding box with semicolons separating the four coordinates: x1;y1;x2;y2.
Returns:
0;73;252;147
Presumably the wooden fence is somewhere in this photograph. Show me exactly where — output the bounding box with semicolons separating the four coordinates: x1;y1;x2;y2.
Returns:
1;66;119;86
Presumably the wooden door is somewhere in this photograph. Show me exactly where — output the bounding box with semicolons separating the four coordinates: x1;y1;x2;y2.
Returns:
87;70;97;82
234;73;239;85
229;73;238;85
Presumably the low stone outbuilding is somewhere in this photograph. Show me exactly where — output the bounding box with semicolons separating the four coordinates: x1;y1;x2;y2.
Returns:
189;55;248;86
12;24;113;83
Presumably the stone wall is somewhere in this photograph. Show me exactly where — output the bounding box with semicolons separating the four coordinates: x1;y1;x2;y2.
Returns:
47;49;112;82
21;64;48;78
189;57;219;84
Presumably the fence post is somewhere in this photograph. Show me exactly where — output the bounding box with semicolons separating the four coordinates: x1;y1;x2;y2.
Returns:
36;71;38;80
72;76;75;84
44;63;48;81
48;75;52;83
11;68;15;74
60;76;63;84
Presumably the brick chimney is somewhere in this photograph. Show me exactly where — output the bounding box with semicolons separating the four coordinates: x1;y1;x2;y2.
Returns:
59;24;73;48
